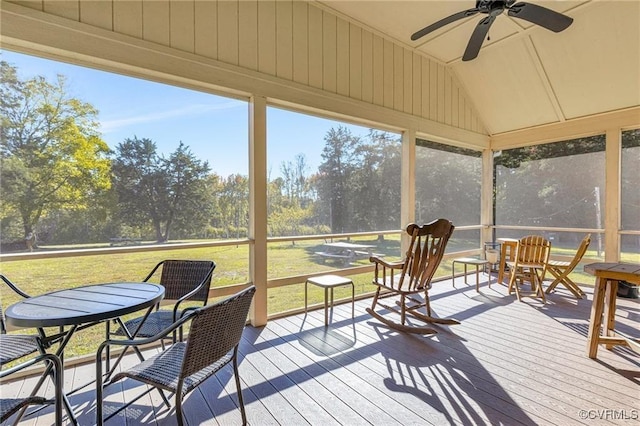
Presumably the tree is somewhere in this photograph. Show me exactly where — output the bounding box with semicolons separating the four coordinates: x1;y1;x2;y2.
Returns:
280;153;310;206
415;140;481;227
268;205;311;237
350;130;401;231
494;136;607;229
111;137;212;242
217;174;249;238
317;126;357;233
0;61;111;238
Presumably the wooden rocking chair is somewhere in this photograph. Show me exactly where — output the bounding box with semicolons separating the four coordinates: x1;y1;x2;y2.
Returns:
366;219;457;334
545;234;591;298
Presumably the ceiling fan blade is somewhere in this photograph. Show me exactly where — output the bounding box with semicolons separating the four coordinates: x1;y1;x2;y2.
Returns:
508;2;573;32
462;15;496;61
411;8;479;41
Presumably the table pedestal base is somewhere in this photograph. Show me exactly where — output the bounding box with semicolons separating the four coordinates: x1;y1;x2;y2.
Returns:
584;263;640;359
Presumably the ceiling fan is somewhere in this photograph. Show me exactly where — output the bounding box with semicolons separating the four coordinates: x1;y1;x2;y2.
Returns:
411;0;573;61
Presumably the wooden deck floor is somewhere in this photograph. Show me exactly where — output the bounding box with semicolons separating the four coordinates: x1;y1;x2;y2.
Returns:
3;275;639;425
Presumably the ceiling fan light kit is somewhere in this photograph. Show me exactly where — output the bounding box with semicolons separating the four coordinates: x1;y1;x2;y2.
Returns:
411;0;573;61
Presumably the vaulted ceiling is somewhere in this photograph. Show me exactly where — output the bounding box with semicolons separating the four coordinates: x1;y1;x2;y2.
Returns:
318;0;640;135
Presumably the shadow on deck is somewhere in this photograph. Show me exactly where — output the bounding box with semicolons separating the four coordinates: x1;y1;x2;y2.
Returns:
4;276;638;425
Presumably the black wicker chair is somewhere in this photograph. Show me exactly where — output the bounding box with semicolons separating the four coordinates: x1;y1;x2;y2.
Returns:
96;285;256;426
0;275;41;363
1;352;63;424
111;260;216;344
0;275;63;424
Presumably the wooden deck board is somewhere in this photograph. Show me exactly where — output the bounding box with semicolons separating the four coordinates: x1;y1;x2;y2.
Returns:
252;322;403;425
2;276;638;425
284;313;487;423
302;313;539;425
298;304;546;426
232;347;310;425
242;325;372;425
263;319;420;425
238;334;340;424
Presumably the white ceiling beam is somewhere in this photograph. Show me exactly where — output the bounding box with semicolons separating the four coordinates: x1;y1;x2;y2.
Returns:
491;106;640;149
523;36;565;123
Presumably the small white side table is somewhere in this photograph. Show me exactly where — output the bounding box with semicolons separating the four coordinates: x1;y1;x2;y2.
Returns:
305;274;355;326
452;257;491;292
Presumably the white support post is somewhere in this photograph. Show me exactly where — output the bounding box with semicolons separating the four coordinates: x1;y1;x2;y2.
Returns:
401;129;416;254
481;149;494;247
604;128;621;262
249;96;268;326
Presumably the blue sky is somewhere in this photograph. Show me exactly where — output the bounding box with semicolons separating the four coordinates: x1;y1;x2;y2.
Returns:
1;49;378;178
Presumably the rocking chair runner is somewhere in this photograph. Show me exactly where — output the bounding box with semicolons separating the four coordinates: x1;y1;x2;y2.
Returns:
366;219;457;334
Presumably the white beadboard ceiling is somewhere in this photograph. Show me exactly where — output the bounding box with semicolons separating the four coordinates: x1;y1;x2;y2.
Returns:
318;0;640;135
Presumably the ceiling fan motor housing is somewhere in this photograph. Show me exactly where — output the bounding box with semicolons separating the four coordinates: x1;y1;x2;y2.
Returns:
476;0;508;16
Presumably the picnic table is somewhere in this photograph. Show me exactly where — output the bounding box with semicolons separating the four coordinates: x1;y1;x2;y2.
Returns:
109;237;142;246
315;241;382;265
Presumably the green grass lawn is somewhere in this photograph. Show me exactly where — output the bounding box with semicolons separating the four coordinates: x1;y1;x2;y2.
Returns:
2;235;631;360
1;238;395;359
0;245;249;359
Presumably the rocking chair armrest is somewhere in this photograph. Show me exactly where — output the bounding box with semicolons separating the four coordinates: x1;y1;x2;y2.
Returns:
369;256;404;269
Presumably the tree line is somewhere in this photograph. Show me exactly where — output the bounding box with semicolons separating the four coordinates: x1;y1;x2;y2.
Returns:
2;61;637;251
0;61;409;247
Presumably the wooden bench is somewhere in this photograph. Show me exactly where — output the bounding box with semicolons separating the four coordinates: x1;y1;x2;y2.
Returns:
314;251;353;262
353;250;385;258
314;250;384;265
110;237;142;247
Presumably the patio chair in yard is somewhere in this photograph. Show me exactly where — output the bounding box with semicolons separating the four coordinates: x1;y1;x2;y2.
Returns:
96;285;256;426
507;235;551;302
367;219;458;334
110;259;215;346
0;275;63;424
545;234;591;299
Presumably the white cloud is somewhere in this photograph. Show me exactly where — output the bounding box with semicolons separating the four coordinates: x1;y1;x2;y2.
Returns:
99;101;243;133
